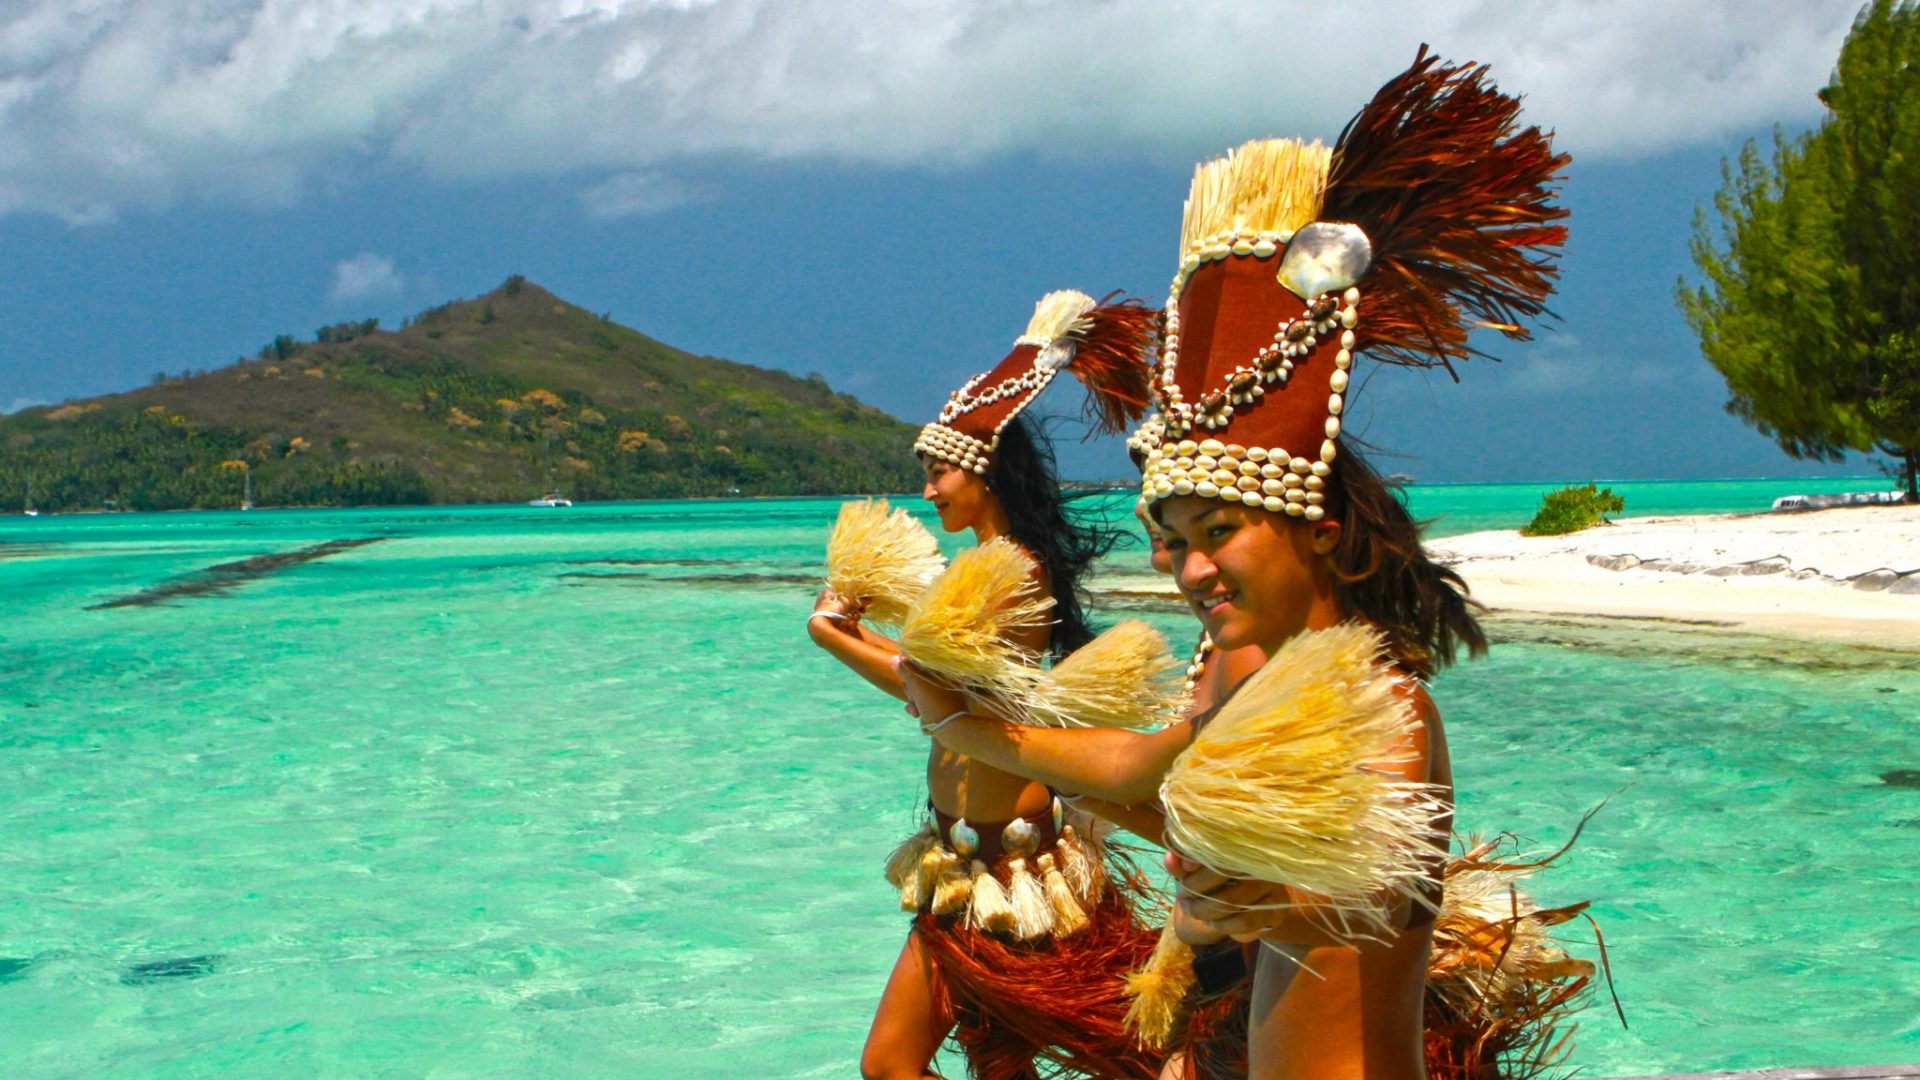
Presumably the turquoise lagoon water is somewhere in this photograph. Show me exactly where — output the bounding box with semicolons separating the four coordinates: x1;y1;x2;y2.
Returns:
1;479;1915;1078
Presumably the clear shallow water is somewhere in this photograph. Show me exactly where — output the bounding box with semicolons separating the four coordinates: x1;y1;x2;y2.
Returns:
1;481;1915;1078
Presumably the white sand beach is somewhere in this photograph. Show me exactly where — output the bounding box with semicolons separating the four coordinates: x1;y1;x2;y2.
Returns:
1428;505;1920;650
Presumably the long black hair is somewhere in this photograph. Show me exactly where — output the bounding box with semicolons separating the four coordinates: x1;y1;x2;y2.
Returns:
1322;445;1486;679
983;414;1122;657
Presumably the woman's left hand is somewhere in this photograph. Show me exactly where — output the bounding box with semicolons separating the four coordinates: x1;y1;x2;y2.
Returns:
1166;848;1297;941
895;658;969;726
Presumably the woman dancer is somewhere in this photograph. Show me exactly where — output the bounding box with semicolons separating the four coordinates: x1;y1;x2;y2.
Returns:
899;49;1568;1080
810;291;1162;1080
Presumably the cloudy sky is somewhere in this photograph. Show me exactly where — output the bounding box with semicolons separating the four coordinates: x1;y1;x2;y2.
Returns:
0;0;1883;482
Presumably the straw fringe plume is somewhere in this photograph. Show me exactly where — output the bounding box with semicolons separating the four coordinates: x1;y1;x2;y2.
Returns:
1016;289;1098;346
1159;622;1447;938
1180;138;1332;256
898;540;1184;728
1034;619;1188;729
824;499;945;627
897;538;1053;701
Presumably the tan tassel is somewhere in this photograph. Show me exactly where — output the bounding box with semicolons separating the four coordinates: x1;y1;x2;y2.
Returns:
902;843;949;912
930;849;972;915
1005;857;1055;941
883;823;937;889
1037;852;1089;936
1123;919;1198;1049
967;860;1015;936
1056;825;1103;902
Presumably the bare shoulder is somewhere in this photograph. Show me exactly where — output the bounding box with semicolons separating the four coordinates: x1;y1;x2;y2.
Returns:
1381;674;1444;780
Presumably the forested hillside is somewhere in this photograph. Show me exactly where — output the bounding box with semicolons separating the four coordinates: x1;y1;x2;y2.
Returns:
0;277;922;511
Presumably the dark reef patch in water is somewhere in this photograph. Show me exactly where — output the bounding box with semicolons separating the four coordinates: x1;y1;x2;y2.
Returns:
0;956;33;983
89;538;386;610
559;570;816;588
1481;613;1920;674
1879;769;1920;789
565;557;747;568
121;954;220;985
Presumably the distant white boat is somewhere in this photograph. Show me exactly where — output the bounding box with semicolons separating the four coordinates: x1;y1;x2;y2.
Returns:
241;472;254;512
1771;490;1908;512
528;492;573;508
22;484;37;517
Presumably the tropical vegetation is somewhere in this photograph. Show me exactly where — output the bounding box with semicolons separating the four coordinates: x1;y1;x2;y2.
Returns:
1678;0;1920;498
1;277;923;511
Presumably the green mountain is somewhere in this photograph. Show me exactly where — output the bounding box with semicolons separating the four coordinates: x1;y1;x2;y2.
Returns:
0;277;923;511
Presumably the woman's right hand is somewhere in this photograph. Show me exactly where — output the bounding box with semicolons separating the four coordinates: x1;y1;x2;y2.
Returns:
810;588;865;634
1165;848;1228;946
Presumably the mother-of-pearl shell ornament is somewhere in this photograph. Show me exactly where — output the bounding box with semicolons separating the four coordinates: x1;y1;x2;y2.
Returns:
1277;222;1373;301
948;818;980;859
1001;817;1041;858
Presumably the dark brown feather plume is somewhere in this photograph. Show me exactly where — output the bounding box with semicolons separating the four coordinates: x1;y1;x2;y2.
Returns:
1325;45;1571;372
1067;300;1159;433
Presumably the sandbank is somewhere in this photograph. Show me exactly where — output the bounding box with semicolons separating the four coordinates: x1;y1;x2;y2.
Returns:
1091;504;1919;656
1428;505;1920;652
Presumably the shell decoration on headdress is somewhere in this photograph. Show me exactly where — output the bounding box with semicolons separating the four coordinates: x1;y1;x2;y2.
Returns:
916;290;1159;474
1137;46;1569;515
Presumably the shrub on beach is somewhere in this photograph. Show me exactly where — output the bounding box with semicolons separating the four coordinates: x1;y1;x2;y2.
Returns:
1522;484;1624;536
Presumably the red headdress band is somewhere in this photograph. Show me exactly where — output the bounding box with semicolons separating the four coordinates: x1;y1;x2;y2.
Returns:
917;291;1157;475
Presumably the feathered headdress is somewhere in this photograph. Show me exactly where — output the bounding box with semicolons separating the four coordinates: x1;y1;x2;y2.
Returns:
917;290;1158;474
1138;46;1568;514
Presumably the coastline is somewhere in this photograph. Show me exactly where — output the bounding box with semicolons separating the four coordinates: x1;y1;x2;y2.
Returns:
1094;504;1920;656
1431;505;1920;653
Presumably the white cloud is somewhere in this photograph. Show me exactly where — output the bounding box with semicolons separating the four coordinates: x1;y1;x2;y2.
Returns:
0;0;1862;222
579;170;699;218
329;252;404;302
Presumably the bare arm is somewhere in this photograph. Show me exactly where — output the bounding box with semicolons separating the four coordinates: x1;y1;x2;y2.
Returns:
807;592;906;700
901;661;1192;805
1061;793;1167;847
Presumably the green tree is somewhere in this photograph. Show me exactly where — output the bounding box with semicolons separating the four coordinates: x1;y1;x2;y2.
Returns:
1679;0;1920;497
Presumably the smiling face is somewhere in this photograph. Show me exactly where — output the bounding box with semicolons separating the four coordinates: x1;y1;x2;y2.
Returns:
921;455;994;534
1154;495;1341;652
